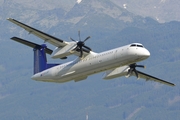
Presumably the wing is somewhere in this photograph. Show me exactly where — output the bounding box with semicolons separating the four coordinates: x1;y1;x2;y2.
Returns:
7;18;68;47
136;70;175;87
7;18;92;58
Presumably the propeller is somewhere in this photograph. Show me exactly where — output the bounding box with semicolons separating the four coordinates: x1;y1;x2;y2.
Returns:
126;63;145;78
70;31;91;58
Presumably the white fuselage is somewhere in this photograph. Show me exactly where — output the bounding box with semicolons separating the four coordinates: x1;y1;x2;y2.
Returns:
31;43;150;83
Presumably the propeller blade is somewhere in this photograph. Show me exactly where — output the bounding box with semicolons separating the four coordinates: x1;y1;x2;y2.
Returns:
126;68;132;77
79;47;83;58
136;65;145;68
70;37;77;42
134;69;139;78
127;71;130;77
83;45;92;51
83;36;91;42
72;45;79;51
78;31;81;41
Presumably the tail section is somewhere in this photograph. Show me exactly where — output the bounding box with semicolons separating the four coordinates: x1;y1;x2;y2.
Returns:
11;37;59;74
33;44;48;74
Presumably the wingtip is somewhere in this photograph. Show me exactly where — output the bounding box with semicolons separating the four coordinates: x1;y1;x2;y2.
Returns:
169;83;175;87
7;18;15;22
7;18;12;20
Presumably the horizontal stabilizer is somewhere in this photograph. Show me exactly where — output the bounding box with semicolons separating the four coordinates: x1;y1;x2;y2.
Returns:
11;37;53;55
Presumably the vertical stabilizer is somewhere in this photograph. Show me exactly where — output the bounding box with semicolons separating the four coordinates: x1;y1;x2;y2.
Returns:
34;44;47;74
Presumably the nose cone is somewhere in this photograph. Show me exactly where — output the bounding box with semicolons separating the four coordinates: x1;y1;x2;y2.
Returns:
140;49;150;59
144;49;150;57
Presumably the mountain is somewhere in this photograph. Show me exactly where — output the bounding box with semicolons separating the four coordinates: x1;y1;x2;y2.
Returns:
111;0;180;23
0;0;180;120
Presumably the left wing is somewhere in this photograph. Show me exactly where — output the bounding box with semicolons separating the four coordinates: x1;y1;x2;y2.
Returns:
136;70;175;87
7;18;68;47
8;18;92;58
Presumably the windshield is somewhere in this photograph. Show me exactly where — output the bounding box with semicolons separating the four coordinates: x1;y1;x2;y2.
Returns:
130;44;144;48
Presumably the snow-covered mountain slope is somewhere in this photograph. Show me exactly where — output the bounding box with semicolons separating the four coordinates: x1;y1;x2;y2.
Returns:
111;0;180;22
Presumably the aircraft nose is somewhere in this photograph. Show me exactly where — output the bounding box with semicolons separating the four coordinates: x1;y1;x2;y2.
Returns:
145;49;150;56
141;49;150;58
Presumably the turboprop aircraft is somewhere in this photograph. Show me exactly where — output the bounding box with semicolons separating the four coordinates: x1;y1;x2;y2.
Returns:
7;18;175;86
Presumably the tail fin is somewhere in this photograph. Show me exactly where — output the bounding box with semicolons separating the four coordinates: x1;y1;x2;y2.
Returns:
11;37;59;74
33;44;48;74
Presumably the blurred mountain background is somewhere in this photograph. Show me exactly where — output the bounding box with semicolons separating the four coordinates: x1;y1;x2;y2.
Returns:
0;0;180;119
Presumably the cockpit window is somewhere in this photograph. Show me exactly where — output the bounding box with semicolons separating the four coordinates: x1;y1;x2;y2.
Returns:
130;44;136;47
130;44;144;48
137;45;143;47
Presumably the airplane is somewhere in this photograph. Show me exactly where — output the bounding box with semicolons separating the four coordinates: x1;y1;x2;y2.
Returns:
7;18;175;87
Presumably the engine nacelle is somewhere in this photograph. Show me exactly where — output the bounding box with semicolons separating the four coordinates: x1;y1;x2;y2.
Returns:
103;66;129;80
51;42;76;59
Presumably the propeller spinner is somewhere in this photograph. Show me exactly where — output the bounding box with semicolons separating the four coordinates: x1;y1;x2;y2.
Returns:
70;31;91;58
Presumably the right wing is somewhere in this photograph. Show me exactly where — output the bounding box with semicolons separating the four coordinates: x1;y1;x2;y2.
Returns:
136;70;175;87
7;18;68;47
103;65;175;87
